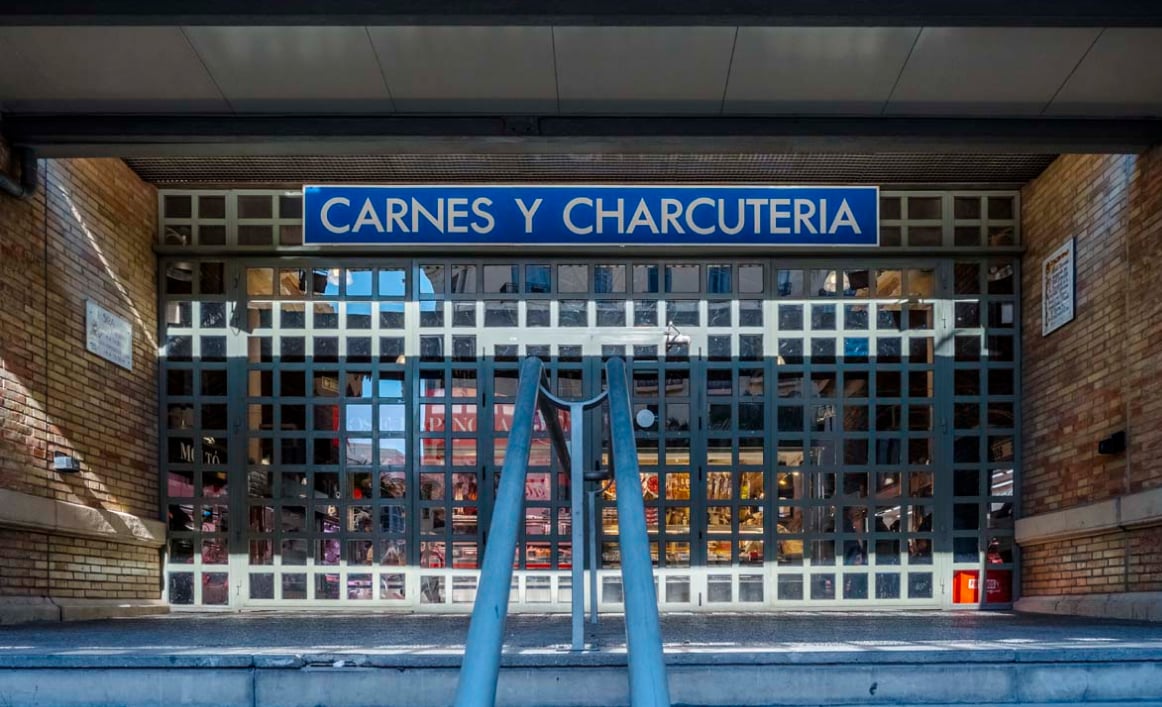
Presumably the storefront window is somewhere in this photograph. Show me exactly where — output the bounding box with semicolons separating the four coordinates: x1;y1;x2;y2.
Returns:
160;189;1020;610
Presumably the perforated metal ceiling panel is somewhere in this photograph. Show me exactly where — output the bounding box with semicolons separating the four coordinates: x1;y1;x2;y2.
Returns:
124;153;1056;186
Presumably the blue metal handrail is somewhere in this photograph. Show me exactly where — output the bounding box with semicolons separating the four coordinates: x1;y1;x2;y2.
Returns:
454;356;669;707
605;357;671;707
454;357;544;707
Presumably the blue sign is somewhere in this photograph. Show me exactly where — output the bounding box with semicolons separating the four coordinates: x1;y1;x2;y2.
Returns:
302;185;878;246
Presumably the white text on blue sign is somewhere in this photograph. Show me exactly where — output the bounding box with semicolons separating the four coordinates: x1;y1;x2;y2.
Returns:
302;185;879;246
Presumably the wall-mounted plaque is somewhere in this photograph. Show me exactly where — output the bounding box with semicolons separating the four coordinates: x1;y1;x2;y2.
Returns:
86;300;133;370
1042;238;1075;336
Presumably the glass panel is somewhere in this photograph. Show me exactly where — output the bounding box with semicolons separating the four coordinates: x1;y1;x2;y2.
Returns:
777;575;803;600
594;264;627;293
277;194;302;218
954;196;982;220
526;301;550;327
988;196;1015;220
668;301;698;327
484;301;518;327
739;264;764;293
560;300;588;327
739;300;763;327
811;574;836;600
449;265;477;294
666;264;700;293
633;265;659;293
908;197;941;220
238;194;273;219
708;301;732;328
197;194;226;219
633;300;657;327
164;194;193;219
483;265;518;293
558;264;588;293
596;301;626;327
379;268;406;297
525;264;552;293
707;264;732;294
776;270;804;297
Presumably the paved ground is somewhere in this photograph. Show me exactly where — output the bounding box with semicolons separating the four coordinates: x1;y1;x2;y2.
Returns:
1;611;1160;665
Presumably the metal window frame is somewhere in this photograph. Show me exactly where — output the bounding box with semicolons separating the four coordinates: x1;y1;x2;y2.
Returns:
158;253;1021;611
155;189;1023;258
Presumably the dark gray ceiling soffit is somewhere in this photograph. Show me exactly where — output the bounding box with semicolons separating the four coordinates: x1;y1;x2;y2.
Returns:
5;115;1160;157
1;1;1161;27
123;153;1057;187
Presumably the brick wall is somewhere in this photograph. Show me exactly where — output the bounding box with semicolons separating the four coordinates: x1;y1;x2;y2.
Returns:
0;156;160;601
0;529;49;596
1126;526;1162;592
1020;532;1125;596
46;535;159;599
1020;146;1162;596
0;529;157;600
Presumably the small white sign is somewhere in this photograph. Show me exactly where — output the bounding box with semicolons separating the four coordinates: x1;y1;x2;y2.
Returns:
86;300;133;370
1042;238;1075;336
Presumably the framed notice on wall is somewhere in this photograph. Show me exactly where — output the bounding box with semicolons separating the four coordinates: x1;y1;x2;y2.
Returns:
86;300;133;370
1042;238;1075;336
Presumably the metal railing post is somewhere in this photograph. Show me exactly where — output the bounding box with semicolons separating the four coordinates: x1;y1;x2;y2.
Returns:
588;484;599;625
536;389;587;651
568;401;586;650
605;357;671;707
454;357;544;707
538;385;607;649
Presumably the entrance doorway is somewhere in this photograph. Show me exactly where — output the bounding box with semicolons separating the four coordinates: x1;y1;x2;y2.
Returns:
160;256;1018;610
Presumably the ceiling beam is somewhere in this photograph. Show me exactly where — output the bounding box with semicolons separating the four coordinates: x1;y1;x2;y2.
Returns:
4;115;1160;157
0;1;1161;27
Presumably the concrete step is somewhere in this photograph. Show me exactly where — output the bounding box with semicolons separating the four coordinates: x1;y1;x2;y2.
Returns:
3;648;1162;706
4;612;1162;706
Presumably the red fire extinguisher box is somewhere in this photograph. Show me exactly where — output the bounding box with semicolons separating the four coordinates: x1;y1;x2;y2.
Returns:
953;570;979;604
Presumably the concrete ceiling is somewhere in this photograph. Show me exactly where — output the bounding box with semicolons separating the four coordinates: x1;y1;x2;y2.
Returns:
3;1;1161;27
0;25;1159;118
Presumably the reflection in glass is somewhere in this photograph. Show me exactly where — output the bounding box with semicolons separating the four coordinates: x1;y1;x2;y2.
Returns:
525;265;551;293
436;265;469;294
557;264;588;293
483;265;518;293
592;264;626;293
